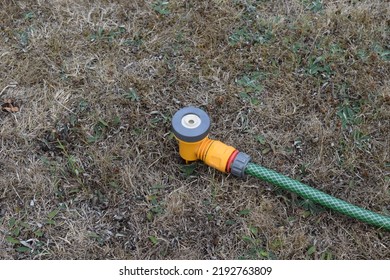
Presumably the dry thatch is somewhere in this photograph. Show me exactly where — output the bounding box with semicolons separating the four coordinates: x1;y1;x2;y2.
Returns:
0;0;389;259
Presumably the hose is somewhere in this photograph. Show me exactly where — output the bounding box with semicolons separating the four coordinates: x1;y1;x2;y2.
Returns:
172;107;390;230
245;162;390;230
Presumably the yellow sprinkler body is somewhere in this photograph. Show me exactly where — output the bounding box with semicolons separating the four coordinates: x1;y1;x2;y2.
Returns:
176;136;237;173
172;107;250;177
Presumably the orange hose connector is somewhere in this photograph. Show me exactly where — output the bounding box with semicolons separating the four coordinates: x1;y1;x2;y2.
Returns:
177;136;237;173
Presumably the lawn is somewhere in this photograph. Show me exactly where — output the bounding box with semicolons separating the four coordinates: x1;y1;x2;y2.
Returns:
0;0;389;259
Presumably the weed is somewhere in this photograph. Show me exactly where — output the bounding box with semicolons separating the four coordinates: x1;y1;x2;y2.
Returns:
320;250;333;260
330;43;343;55
337;100;362;129
90;26;126;43
236;71;264;105
4;207;62;255
256;135;272;155
152;1;170;15
149;236;159;245
89;232;105;245
373;44;390;61
270;238;283;251
5;217;25;247
16;29;31;48
297;198;325;215
46;208;60;225
352;129;370;149
306;245;316;259
236;72;264;93
306;55;332;78
225;219;236;226
149;111;169;128
298;162;310;177
88;120;109;143
24;11;35;20
78;100;89;112
123;88;140;102
56;140;84;178
146;185;167;221
240;227;276;260
238;209;250;216
357;49;368;61
255;135;266;145
304;0;324;13
123;36;143;49
229;27;273;46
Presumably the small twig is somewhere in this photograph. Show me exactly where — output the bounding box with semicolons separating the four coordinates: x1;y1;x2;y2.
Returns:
56;99;75;114
0;84;17;98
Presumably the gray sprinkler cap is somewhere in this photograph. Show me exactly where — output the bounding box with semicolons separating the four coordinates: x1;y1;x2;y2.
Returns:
172;107;211;142
231;152;251;178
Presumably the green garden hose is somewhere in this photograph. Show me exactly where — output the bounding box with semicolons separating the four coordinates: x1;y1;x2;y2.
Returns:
245;162;390;230
172;107;390;230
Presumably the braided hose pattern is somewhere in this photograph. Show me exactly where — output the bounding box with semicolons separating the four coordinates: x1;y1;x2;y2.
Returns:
245;162;390;230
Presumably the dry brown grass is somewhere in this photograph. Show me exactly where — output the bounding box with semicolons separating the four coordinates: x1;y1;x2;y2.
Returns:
0;0;389;259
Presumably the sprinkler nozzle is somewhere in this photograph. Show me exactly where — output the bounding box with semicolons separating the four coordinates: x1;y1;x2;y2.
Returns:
172;107;250;176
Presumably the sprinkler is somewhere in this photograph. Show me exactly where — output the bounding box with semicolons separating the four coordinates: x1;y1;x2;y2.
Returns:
172;106;390;230
171;107;250;177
